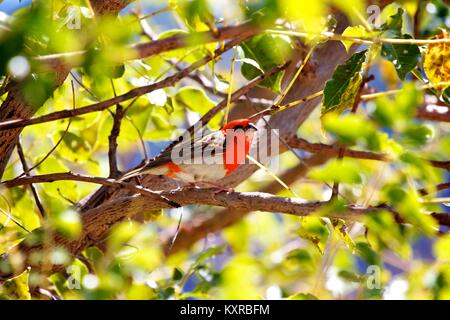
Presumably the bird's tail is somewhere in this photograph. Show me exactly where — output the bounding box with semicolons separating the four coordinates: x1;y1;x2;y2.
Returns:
118;167;144;182
118;160;169;181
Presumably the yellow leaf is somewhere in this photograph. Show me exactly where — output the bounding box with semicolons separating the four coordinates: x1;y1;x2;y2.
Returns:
434;235;450;261
0;269;31;300
341;26;372;52
424;31;450;85
278;0;326;34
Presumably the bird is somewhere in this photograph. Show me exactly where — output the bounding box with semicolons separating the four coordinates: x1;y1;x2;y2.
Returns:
119;118;258;185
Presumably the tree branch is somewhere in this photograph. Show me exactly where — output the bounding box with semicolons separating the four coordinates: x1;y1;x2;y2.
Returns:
2;172;179;208
108;103;125;178
1;184;448;278
287;136;450;172
35;22;260;72
164;153;330;255
416;103;450;122
0;35;256;133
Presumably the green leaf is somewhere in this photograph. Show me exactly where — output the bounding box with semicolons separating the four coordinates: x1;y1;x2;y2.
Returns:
172;267;184;281
289;292;319;300
236;58;264;74
309;159;363;184
21;73;56;110
194;245;225;266
443;86;450;105
380;9;421;80
338;270;362;283
107;64;125;79
174;86;216;113
35;156;79;202
239;34;292;93
57;130;92;162
356;242;380;266
322;113;380;150
322;50;367;116
380;7;404;32
51;209;82;239
382;184;437;235
178;0;214;31
372;82;422;128
173;86;222;129
402;123;433;147
381;38;421;80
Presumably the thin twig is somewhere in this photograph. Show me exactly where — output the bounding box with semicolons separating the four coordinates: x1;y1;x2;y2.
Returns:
287;135;450;172
267;29;450;45
124;115;148;160
108;81;125;178
419;182;450;196
16;141;46;219
15;81;76;179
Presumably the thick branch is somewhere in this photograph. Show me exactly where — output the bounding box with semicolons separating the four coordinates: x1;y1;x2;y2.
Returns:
1;185;448;278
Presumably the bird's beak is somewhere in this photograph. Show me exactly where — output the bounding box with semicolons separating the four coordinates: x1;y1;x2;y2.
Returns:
248;123;258;131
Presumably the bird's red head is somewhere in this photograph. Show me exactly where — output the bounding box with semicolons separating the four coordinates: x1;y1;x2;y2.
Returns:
221;118;257;175
221;118;257;132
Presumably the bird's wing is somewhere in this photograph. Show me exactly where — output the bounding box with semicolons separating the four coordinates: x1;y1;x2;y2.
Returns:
119;130;226;180
162;130;226;163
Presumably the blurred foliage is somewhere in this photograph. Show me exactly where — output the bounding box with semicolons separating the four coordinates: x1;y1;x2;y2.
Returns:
0;0;449;301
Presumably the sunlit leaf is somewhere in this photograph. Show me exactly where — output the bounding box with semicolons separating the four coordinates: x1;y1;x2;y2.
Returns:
297;217;330;254
333;219;356;252
322;50;367;116
423;30;450;85
434;235;450;261
322;113;380;150
194;245;225;266
0;269;30;300
239;34;292;93
289;292;319;300
51;208;82;239
278;0;326;34
341;26;372;52
309;159;363;184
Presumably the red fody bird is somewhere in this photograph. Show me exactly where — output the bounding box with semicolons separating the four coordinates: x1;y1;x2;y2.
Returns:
120;119;258;183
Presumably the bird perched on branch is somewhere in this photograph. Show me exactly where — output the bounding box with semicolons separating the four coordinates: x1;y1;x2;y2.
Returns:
120;119;258;184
